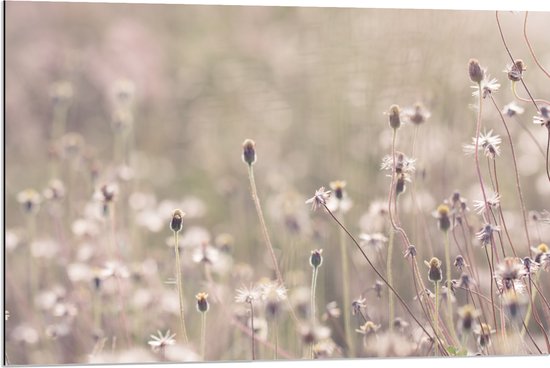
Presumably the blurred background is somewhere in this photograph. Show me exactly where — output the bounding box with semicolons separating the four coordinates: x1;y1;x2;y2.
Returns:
4;2;550;364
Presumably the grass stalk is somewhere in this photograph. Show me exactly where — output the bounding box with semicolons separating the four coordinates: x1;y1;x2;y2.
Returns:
173;231;189;344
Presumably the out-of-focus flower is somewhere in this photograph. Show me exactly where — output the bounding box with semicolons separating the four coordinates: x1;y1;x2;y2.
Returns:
472;192;501;215
305;187;331;211
17;189;41;214
502;101;524;117
533;106;550;128
463;130;501;159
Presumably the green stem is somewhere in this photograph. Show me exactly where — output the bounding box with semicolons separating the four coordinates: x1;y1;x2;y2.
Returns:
174;231;189;344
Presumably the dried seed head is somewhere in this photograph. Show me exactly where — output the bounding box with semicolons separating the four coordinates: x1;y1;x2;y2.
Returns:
310;249;323;268
388;104;401;130
454;255;466;271
403;245;417;259
425;257;443;283
468;59;484;83
195;292;209;313
242;139;256;166
170;209;185;233
507;59;526;82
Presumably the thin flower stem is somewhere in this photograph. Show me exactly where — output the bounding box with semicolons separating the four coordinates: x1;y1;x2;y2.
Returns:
483;246;498;331
249;302;256;360
512;115;546;159
321;203;437;346
338;212;354;357
495;11;540;112
247;165;300;325
247;165;283;284
489;95;532;257
434;281;440;356
174;231;189;344
492;160;517;257
511;82;550;106
410;259;447;353
311;266;318;323
522;273;550;352
443;231;459;343
231;316;295;359
201;312;207;360
523;12;550;79
387;227;395;333
473;82;490;224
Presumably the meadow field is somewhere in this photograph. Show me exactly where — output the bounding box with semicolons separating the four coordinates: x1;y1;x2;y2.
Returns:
4;2;550;364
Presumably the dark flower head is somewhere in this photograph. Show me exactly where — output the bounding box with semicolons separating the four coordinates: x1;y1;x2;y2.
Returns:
424;257;443;283
195;292;209;313
310;249;323;268
242;139;257;166
468;59;485;83
170;209;185;233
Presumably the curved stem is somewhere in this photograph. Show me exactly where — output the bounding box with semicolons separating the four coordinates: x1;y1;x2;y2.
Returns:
511;82;550;106
247;165;300;325
321;203;438;347
489;95;532;257
513;115;546;159
496;11;540;111
247;165;283;283
492;160;517;257
523;12;550;79
473;82;490;224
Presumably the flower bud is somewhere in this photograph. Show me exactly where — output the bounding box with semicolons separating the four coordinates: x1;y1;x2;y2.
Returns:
196;292;209;313
242;139;256;166
468;59;484;83
310;249;323;268
170;209;185;233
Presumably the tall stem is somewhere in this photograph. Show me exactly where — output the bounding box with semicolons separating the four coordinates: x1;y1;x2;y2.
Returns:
434;281;440;356
310;266;318;359
174;231;189;344
387;228;395;333
489;95;532;257
250;302;256;360
247;165;283;284
247;164;300;324
201;312;207;360
338;213;354;356
321;203;435;343
443;231;458;342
